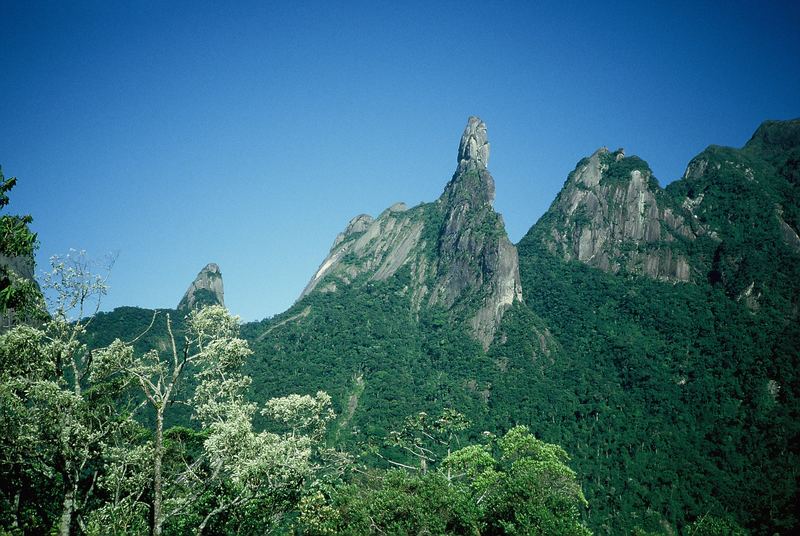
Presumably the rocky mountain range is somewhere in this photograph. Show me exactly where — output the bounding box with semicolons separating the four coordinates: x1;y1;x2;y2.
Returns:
84;116;800;535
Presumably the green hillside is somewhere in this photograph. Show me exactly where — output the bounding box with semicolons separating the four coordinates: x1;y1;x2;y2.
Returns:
6;118;798;534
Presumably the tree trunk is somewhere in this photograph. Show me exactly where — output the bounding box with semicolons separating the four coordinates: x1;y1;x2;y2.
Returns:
11;489;20;529
196;503;224;535
58;485;74;536
196;496;241;536
152;410;164;536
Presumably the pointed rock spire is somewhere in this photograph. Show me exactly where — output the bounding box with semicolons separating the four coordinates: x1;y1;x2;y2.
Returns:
297;116;521;350
433;116;521;348
177;263;224;311
442;116;496;208
457;116;490;171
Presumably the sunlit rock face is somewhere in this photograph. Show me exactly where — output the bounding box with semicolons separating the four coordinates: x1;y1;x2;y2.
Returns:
542;148;698;281
299;116;522;350
178;263;224;311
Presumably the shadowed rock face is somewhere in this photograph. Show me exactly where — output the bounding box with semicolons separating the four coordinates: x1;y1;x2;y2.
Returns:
430;117;522;347
542;148;698;281
299;116;522;349
177;263;224;311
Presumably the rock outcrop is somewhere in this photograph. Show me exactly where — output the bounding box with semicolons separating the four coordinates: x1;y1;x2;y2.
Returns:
429;117;522;347
542;148;698;281
299;203;418;298
177;263;224;311
299;116;522;349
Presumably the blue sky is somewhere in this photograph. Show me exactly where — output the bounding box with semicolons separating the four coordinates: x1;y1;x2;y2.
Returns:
1;0;798;321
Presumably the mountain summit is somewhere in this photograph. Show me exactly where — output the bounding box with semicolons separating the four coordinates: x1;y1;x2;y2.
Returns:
457;115;490;171
298;116;521;349
535;147;699;281
431;116;522;347
177;263;224;311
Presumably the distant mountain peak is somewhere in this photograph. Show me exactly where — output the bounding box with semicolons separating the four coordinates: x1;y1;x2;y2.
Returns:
177;263;224;311
745;117;800;152
442;117;496;209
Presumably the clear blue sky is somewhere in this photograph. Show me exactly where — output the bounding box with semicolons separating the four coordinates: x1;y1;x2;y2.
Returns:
2;0;798;321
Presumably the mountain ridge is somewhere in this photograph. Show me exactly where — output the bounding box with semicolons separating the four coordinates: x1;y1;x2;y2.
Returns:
76;116;800;535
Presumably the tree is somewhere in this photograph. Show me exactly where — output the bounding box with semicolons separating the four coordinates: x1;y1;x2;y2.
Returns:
43;252;121;535
0;243;346;534
0;250;124;534
0;167;44;327
83;305;347;535
298;424;592;535
88;305;252;535
479;425;591;535
383;408;469;473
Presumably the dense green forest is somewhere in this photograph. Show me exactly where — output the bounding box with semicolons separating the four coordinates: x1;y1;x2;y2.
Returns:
513;119;800;533
1;118;799;534
233;119;800;534
0;177;591;534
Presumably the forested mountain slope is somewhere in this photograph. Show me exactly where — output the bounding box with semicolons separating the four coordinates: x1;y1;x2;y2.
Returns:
515;118;800;533
73;118;800;534
243;117;552;441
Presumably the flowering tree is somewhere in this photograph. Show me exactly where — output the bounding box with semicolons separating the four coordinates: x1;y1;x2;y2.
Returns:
85;305;345;535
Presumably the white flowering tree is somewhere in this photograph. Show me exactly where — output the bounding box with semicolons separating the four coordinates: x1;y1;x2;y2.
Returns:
86;305;346;535
86;304;252;535
1;252;346;535
0;250;123;535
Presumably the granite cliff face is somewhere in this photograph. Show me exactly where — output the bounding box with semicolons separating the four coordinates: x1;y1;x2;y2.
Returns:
299;203;419;298
540;148;699;281
300;116;522;349
177;263;224;311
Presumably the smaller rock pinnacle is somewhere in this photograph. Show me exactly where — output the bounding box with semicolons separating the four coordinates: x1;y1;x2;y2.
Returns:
177;263;225;311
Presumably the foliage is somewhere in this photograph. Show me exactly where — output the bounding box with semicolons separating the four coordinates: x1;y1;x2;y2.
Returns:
598;152;655;189
384;408;469;473
0;167;44;324
685;514;748;536
510;120;800;535
5;120;800;534
0;250;130;535
0;252;349;535
242;272;492;460
296;425;592;535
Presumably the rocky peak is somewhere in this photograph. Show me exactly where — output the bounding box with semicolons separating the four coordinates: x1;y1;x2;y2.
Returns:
430;117;521;347
332;214;374;248
442;116;496;210
571;147;607;188
457;116;490;171
299;116;521;350
540;149;697;281
177;263;224;311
